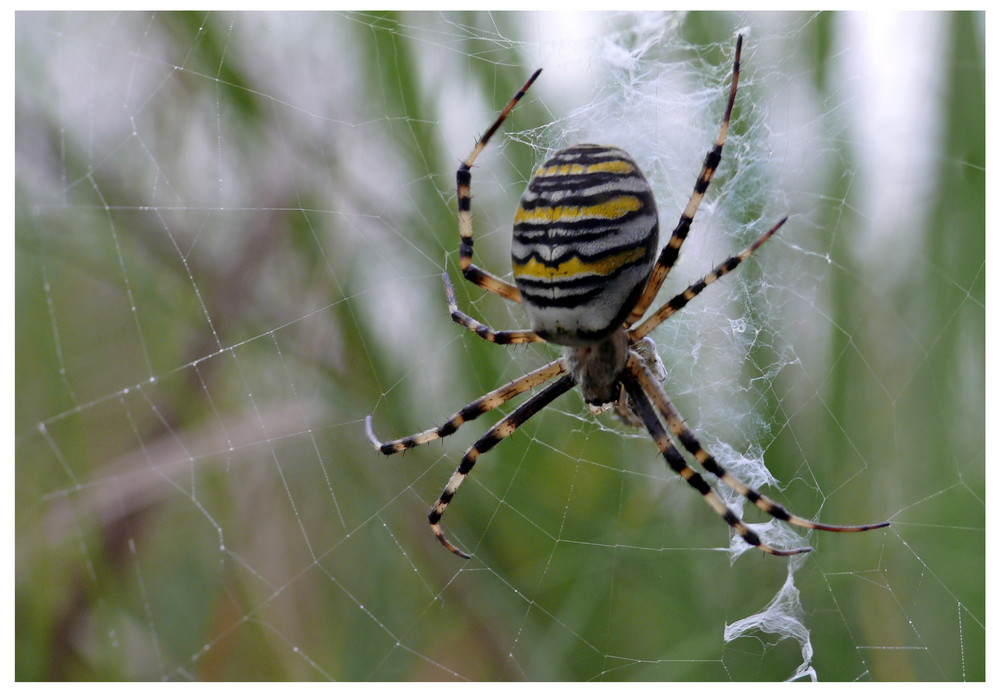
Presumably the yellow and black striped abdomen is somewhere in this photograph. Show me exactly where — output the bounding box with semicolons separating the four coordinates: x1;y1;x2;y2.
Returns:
512;144;659;345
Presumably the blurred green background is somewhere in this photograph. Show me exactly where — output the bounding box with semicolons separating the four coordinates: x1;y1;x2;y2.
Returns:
16;11;983;681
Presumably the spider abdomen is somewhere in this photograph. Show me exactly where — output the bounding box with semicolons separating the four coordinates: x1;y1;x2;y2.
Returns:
512;144;659;346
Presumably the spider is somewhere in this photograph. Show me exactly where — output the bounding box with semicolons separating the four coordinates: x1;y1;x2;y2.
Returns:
366;35;889;559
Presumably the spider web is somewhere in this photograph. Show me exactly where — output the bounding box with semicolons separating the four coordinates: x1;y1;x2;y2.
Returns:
15;11;985;681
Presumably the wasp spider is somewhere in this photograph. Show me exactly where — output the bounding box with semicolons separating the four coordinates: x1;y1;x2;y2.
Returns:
366;35;889;559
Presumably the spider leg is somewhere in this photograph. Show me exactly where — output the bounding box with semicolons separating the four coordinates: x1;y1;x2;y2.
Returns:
625;34;743;328
630;216;785;340
443;273;544;344
627;353;890;535
366;358;566;454
621;367;809;556
429;373;576;558
620;366;807;556
456;69;543;304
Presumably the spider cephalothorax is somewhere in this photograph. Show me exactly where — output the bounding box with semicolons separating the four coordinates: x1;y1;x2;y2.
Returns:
366;34;889;559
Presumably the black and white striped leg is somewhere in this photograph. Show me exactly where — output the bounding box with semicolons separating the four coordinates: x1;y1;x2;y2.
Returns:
456;69;543;304
621;365;811;556
366;359;566;454
429;373;575;558
631;216;786;340
443;273;544;344
627;354;890;535
626;34;744;328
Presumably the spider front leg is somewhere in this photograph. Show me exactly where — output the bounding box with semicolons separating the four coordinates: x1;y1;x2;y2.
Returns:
627;355;890;536
455;69;543;304
366;359;566;454
620;365;809;556
429;373;575;558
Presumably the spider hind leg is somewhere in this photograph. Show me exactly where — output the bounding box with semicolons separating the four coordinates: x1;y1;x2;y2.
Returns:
455;69;543;303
